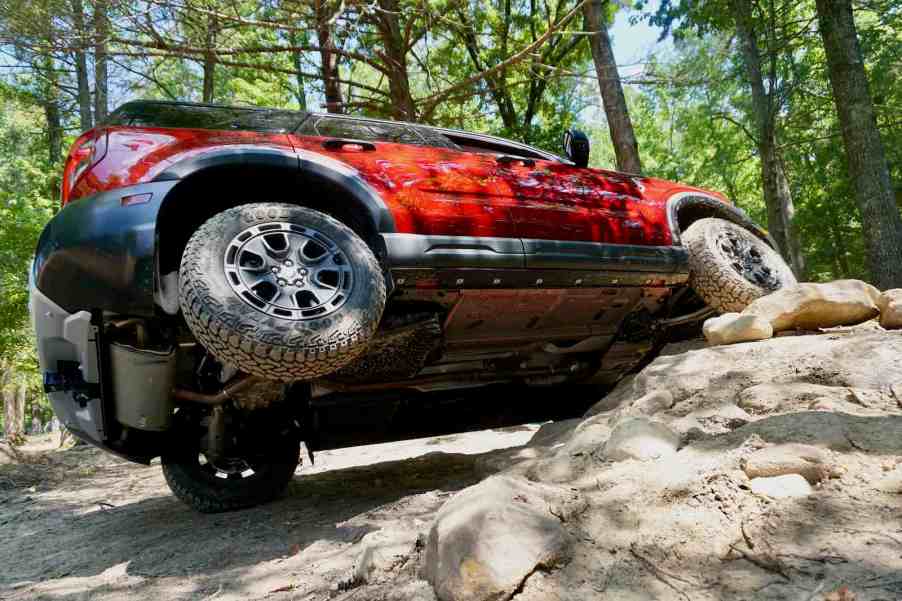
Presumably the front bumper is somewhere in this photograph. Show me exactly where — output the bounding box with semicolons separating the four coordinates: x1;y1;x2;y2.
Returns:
29;278;107;443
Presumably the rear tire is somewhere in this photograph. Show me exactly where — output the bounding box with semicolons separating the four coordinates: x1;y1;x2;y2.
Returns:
178;203;386;381
162;422;301;513
683;218;796;314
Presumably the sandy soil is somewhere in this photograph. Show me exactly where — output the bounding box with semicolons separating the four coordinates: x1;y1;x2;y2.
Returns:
0;425;538;601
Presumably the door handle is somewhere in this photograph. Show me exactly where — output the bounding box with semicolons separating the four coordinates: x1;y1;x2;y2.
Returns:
322;138;377;151
496;155;535;167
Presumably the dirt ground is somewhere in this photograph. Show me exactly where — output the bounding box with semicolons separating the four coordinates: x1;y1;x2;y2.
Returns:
3;327;902;601
0;424;542;601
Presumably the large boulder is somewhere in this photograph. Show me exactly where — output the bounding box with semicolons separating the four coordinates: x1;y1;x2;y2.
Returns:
422;475;576;601
601;417;680;461
743;279;881;332
878;289;902;329
740;443;837;484
703;312;773;345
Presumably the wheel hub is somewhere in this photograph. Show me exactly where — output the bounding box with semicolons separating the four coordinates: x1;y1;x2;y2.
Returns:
717;231;782;291
198;453;257;479
223;222;353;320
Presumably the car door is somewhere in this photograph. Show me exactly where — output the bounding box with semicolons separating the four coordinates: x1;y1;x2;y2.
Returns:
501;159;665;245
290;115;520;241
427;132;661;245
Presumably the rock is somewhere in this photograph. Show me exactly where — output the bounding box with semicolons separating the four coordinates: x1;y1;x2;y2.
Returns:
354;529;414;584
703;313;773;345
737;382;846;414
633;390;674;416
559;413;614;457
527;418;582;449
807;396;886;416
749;474;813;498
601;417;680;461
423;475;574;601
525;453;587;484
673;404;753;436
741;443;836;484
743;280;881;332
874;467;902;494
878;289;902;329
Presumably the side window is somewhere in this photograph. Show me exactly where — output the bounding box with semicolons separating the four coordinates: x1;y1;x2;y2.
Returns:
443;134;547;160
297;116;459;149
305;117;422;145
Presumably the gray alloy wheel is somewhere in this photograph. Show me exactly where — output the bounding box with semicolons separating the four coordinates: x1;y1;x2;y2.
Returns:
179;203;386;381
683;217;797;314
223;222;354;321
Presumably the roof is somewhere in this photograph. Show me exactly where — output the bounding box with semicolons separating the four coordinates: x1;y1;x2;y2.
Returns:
108;100;566;162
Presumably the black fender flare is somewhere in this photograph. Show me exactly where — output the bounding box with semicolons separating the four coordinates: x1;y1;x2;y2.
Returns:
153;146;397;234
666;192;778;251
152;146;397;314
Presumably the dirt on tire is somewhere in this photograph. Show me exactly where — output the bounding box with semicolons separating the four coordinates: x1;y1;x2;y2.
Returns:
684;217;797;313
179;203;386;381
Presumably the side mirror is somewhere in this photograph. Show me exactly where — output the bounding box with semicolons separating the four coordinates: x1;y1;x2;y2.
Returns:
563;129;590;168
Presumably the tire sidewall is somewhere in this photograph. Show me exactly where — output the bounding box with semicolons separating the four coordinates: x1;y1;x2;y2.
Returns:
162;428;301;513
685;218;796;313
179;203;386;379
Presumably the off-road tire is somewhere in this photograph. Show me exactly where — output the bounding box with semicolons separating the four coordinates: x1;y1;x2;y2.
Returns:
179;203;386;381
684;217;796;314
162;431;301;513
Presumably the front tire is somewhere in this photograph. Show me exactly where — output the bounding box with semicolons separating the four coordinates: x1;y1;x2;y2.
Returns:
684;218;796;314
179;203;386;381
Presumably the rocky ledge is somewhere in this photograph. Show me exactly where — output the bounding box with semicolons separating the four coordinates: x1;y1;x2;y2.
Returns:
407;281;902;601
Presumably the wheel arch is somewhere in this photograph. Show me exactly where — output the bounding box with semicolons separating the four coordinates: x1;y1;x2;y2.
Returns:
667;192;778;251
153;148;395;314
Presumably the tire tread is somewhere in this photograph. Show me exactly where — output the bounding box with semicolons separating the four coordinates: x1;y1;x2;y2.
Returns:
178;203;387;381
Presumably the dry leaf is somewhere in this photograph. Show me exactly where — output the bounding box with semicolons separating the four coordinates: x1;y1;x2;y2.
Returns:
824;585;856;601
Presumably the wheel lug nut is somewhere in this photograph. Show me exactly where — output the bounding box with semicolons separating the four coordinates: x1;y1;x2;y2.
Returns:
271;266;280;273
277;279;287;286
294;280;303;286
284;260;293;267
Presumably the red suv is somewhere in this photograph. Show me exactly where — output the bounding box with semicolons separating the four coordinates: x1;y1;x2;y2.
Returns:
30;101;795;511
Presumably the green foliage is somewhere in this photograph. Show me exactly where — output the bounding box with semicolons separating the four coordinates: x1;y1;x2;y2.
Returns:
0;89;56;422
0;93;55;358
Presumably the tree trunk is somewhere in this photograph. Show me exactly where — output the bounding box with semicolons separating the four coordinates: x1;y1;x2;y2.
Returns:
44;101;63;166
731;0;805;278
40;47;63;196
0;366;9;437
815;0;902;289
374;0;417;120
288;29;307;110
15;382;26;435
315;0;342;113
584;0;641;174
70;0;93;131
202;14;216;103
3;375;24;442
93;0;109;121
456;7;517;131
829;216;851;277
